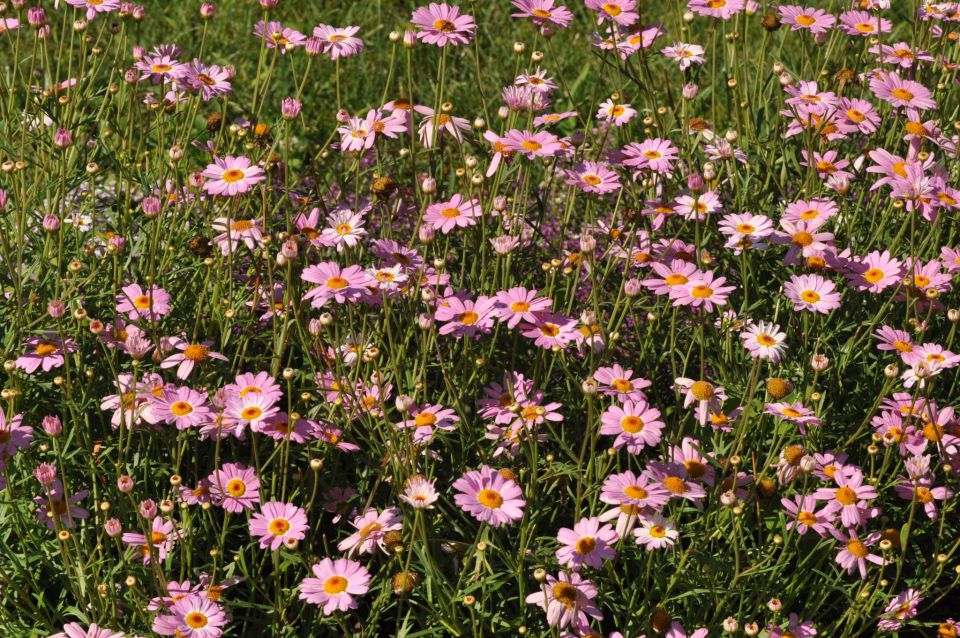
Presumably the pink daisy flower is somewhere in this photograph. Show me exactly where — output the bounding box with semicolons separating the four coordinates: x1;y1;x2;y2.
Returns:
411;3;476;47
688;0;744;19
502;129;564;159
511;0;574;27
524;571;603;630
201;156;265;197
831;528;884;579
0;407;32;458
642;260;701;296
584;0;637;25
621;138;679;174
248;501;309;550
312;25;363;59
846;250;903;292
556;516;618;570
565;162;621;194
152;593;227;638
435;294;499;338
740;321;788;362
299;558;371;615
633;513;678;550
399;403;460;445
423;194;482;234
870;72;936;111
814;469;878;527
718;213;775;253
302;262;375;308
400;475;440;509
253;20;306;52
661;42;705;70
122;517;179;564
453;465;526;527
521;312;579;349
160;338;228;380
49;623;125;638
211;217;264;255
599;400;665;454
592;364;651;401
837;10;890;36
783;274;841;313
596;99;636;126
494;287;553;329
16;335;76;374
153;386;213;430
208;463;260;513
116;283;172;321
675;378;728;426
778;5;835;34
224;391;280;429
338;507;403;556
670;270;734;312
781;494;836;537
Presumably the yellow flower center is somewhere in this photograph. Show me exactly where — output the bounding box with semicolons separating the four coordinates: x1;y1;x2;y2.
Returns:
576;537;597;555
891;88;914;101
690;381;714;401
621;415;645;433
226;478;246;497
35;343;58;357
185;612;208;629
551;582;578;608
414;412;437;428
476;488;503;509
324;575;349;594
268;517;290;535
222;169;245;183
170;401;193;417
326;276;349;290
433;19;456;32
183;344;209;361
835;486;858;506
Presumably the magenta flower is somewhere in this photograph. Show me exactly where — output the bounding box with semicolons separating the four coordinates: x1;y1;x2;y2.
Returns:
813;469;878;528
152;592;227;638
670;270;734;312
502;129;565;159
49;623;125;638
411;3;476;47
846;250;903;293
877;589;922;632
784;274;842;313
494;287;553;329
556;516;618;570
781;494;836;537
831;528;884;579
398;403;460;444
249;501;309;550
592;364;651;402
870;72;936;110
740;321;788;362
511;0;573;27
525;571;603;630
65;0;120;21
423;194;482;234
302;262;374;308
211;217;264;255
521;312;579;349
312;25;364;59
778;5;835;34
201;156;265;197
453;465;526;527
584;0;637;25
33;480;89;530
0;407;33;459
337;506;403;556
599;400;665;454
160;338;228;380
599;470;670;513
116;283;172;321
634;513;679;550
435;294;499;338
16;335;76;374
121;517;179;564
565;161;621;194
621;138;679;174
153;386;213;430
661;42;705;70
208;463;260;513
837;10;890;36
299;558;371;615
688;0;744;19
253;20;306;52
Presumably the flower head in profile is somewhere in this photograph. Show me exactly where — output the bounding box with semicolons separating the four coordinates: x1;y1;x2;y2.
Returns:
525;570;603;630
511;0;573;27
